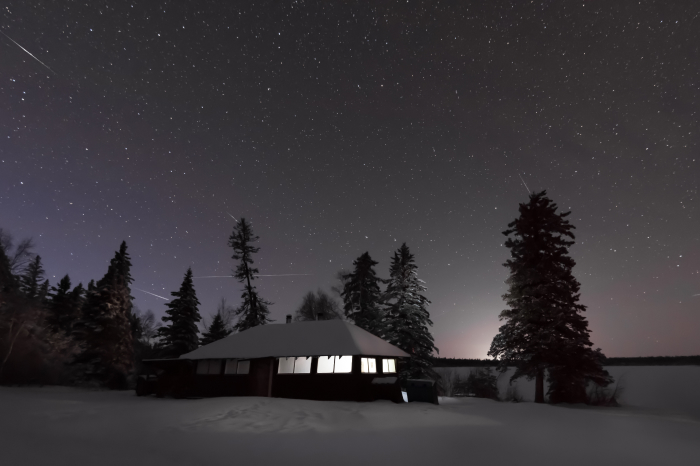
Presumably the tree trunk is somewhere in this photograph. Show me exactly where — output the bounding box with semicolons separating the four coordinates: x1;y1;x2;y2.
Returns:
535;368;545;403
0;320;25;382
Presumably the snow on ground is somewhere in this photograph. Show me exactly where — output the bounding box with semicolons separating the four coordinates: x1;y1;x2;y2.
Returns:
435;366;700;418
1;379;699;466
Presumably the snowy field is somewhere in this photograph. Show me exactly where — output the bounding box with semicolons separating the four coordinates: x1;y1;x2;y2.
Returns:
2;369;700;466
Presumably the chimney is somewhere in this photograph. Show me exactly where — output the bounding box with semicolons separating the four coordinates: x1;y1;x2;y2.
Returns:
286;314;292;324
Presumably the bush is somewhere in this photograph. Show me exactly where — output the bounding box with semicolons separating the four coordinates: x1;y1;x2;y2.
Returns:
586;375;624;406
502;384;524;402
463;368;499;399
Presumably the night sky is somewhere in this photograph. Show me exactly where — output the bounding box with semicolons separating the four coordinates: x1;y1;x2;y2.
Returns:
1;1;698;359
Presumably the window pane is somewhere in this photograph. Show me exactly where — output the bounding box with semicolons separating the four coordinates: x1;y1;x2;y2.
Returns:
224;359;238;374
237;360;250;374
361;358;368;373
294;357;312;374
368;358;376;373
383;359;396;373
334;355;352;373
278;357;294;374
208;359;221;375
317;356;334;373
196;360;209;374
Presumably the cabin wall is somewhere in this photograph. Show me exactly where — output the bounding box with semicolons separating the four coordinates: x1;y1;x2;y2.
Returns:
189;356;402;402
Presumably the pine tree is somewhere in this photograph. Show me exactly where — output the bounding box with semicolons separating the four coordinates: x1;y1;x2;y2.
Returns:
228;218;272;332
72;241;135;388
47;275;85;335
157;267;201;357
488;191;612;403
384;243;438;380
20;255;45;300
200;313;232;346
342;252;384;336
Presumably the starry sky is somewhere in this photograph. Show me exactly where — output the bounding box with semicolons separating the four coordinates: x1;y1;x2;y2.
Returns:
1;1;698;359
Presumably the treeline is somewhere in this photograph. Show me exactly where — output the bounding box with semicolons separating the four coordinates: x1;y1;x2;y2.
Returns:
0;218;442;389
0;220;267;388
601;356;700;366
432;356;700;367
432;358;499;367
0;227;169;388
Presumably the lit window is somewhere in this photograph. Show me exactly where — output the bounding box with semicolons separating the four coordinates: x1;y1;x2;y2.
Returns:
361;358;377;373
278;357;294;374
317;356;334;373
196;360;209;374
294;357;312;373
382;359;396;373
237;360;250;374
208;359;221;375
224;359;238;374
334;355;352;373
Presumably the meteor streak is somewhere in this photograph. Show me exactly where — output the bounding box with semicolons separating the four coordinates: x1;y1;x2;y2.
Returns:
226;212;238;222
518;173;531;194
0;30;57;75
133;287;170;300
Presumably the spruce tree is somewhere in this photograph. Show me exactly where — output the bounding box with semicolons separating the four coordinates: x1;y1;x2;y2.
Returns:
48;275;85;335
157;267;201;357
488;191;612;403
384;243;438;380
20;255;45;300
200;313;232;346
72;241;135;388
342;252;384;336
228;218;272;332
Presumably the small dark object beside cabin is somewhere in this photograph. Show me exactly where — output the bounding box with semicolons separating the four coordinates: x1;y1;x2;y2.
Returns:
406;379;439;404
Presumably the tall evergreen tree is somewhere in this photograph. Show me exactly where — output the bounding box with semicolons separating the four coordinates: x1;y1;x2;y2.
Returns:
72;241;135;388
157;267;201;357
20;255;45;300
47;275;85;335
488;191;612;403
342;252;384;336
0;245;16;295
384;243;438;380
200;313;232;346
228;218;272;332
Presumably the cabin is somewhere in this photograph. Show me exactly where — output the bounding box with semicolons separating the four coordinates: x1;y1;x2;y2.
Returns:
140;319;409;402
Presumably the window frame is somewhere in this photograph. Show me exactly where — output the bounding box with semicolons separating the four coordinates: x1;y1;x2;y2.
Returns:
236;360;250;374
293;356;312;374
382;358;397;374
278;357;295;374
224;359;238;375
361;357;377;374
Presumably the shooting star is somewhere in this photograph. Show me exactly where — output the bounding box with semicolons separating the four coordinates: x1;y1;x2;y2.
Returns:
194;274;313;278
226;212;238;222
0;30;57;75
133;287;169;300
518;173;531;194
693;293;700;297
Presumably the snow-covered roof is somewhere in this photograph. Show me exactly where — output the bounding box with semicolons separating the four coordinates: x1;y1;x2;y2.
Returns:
180;320;410;360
